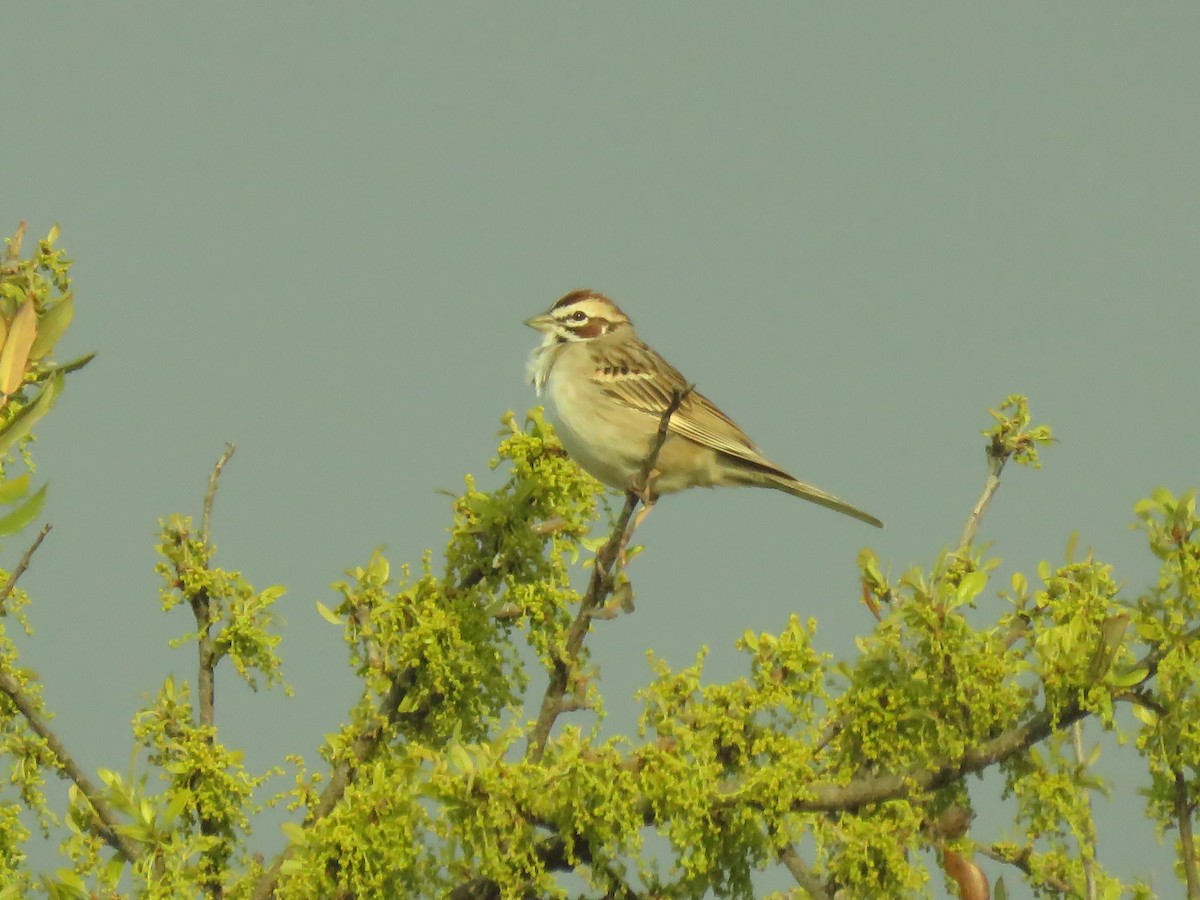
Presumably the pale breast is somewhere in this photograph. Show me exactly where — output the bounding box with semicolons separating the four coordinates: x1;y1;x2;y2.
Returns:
543;351;644;490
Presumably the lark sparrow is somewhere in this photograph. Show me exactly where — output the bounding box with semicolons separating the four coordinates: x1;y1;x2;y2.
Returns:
525;290;883;528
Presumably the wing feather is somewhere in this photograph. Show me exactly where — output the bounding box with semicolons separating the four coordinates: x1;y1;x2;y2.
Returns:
588;338;787;475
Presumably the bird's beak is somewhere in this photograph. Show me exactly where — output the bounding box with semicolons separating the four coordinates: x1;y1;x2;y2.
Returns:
524;313;556;332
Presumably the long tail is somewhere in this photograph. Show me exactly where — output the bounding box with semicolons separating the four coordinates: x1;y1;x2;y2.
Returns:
768;474;884;528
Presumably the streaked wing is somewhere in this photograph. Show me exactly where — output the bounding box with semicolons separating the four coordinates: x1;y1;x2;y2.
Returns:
588;338;784;472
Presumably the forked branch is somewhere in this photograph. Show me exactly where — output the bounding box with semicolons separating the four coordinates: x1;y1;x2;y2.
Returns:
195;444;235;731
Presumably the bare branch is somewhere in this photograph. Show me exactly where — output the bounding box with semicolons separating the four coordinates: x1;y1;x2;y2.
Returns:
957;436;1006;554
1175;767;1200;898
0;669;142;864
202;443;236;546
1071;721;1099;900
525;386;691;764
0;522;51;615
778;843;833;899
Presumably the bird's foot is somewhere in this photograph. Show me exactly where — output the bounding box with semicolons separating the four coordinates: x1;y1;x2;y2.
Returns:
626;468;661;506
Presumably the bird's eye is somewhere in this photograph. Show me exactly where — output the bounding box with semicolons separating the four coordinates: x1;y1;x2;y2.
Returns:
569;311;587;323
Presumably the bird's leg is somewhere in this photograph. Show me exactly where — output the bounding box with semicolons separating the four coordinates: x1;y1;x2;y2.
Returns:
617;468;660;569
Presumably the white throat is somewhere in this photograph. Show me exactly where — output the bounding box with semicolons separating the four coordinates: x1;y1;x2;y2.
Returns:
525;335;564;395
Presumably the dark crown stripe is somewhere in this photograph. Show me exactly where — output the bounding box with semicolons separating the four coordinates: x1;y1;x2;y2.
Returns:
552;289;605;310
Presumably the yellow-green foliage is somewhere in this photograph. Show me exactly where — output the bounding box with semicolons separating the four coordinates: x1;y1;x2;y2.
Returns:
5;224;1200;898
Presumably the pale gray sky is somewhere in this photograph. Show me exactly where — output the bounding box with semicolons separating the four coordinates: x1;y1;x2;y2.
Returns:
6;5;1199;897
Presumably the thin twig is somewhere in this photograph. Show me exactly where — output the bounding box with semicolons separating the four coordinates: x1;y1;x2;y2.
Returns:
202;443;236;546
31;351;96;382
193;444;236;731
0;522;51;614
525;387;691;764
957;438;1006;553
1071;721;1099;900
0;670;142;863
1175;767;1200;898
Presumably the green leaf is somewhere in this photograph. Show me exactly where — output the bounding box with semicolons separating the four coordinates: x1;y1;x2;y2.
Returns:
162;790;190;826
29;293;74;361
448;743;474;774
366;548;390;583
0;372;63;456
955;570;989;606
102;855;126;887
281;821;308;846
315;601;343;625
52;869;85;892
1110;666;1149;688
1064;531;1079;563
1132;497;1159;519
1088;613;1130;681
1130;703;1157;727
0;474;30;504
0;483;47;536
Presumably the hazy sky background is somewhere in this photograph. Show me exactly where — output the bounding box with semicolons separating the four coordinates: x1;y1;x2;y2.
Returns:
5;5;1199;897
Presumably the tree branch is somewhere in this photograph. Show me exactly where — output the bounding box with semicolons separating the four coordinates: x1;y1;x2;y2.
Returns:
0;522;143;862
525;387;690;764
977;843;1073;894
192;445;234;899
194;445;234;732
448;556;1200;900
0;670;142;865
202;443;235;546
768;621;1199;815
1071;721;1099;900
0;522;51;615
1175;767;1200;898
778;842;833;899
957;434;1007;554
250;665;420;899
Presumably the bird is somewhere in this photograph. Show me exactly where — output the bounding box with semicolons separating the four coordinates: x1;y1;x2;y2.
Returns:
524;289;883;529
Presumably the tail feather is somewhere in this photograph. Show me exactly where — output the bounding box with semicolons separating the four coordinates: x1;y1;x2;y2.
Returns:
767;474;884;528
